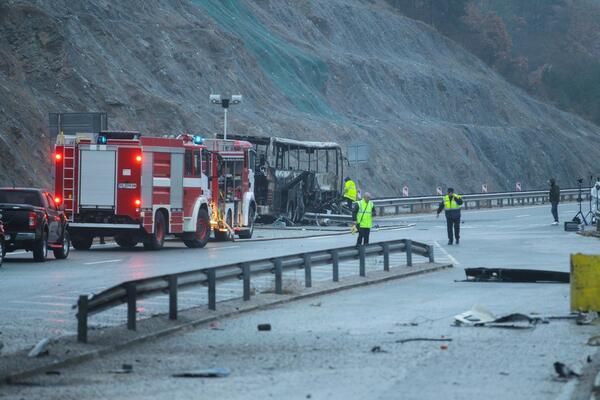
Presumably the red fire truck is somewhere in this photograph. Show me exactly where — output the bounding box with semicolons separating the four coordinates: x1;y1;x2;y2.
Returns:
54;131;256;250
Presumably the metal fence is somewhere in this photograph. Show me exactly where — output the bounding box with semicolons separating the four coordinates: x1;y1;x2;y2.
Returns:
373;188;589;216
76;238;434;343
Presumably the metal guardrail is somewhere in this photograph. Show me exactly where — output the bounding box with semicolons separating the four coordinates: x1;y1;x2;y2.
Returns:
373;188;590;215
76;239;434;343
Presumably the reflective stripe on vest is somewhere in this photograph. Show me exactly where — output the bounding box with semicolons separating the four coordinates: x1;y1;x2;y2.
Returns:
357;199;373;228
443;194;462;210
344;180;357;201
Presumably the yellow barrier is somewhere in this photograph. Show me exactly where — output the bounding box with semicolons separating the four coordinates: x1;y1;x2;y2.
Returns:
571;254;600;312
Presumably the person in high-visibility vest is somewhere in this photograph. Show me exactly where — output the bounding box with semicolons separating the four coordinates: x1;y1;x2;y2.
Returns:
343;177;357;209
436;187;463;245
353;192;376;247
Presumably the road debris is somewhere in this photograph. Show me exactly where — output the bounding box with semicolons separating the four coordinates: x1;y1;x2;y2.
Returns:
463;268;569;283
172;367;231;378
45;371;61;376
370;346;387;353
396;337;453;344
440;345;448;350
110;364;133;374
576;311;600;325
257;324;272;331
587;336;600;346
454;305;542;329
553;362;581;378
310;302;322;307
28;338;50;358
208;321;223;331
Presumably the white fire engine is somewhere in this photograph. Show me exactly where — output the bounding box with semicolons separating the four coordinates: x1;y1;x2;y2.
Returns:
54;131;256;250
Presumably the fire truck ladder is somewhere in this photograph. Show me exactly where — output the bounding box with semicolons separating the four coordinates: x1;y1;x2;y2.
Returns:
62;146;75;221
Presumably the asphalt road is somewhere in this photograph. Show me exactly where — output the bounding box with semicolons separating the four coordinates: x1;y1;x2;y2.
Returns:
0;203;592;355
1;203;598;399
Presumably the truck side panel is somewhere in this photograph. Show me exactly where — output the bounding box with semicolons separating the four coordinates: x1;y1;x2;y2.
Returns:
115;147;142;220
79;148;116;209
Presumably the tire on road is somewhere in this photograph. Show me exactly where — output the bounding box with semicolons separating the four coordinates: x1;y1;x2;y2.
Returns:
33;229;48;262
71;235;93;251
238;206;255;239
53;230;70;260
144;211;166;250
115;234;138;248
183;208;210;248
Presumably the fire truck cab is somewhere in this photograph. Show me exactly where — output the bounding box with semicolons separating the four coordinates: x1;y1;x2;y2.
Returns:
54;132;256;250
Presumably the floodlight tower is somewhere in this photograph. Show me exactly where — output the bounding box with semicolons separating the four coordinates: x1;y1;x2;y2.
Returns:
209;94;242;140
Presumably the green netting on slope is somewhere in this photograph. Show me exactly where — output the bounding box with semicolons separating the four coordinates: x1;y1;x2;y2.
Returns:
193;0;336;117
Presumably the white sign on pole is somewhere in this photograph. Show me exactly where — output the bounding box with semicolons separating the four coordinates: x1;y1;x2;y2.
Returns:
481;184;488;193
516;182;522;192
436;186;443;196
402;186;409;197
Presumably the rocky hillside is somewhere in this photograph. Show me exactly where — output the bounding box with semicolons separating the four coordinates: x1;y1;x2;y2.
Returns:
1;0;599;195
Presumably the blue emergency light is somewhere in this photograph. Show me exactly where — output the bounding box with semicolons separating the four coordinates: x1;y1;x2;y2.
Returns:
97;135;107;144
192;135;204;145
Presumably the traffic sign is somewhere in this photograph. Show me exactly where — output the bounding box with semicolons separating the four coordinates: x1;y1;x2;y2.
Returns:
516;182;522;192
436;186;443;195
402;186;409;197
482;184;488;193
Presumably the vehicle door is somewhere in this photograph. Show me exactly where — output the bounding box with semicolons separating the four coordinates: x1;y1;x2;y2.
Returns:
43;192;60;243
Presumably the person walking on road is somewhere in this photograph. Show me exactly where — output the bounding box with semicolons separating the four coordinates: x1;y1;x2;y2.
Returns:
436;188;463;245
344;177;357;209
353;192;376;247
549;178;560;225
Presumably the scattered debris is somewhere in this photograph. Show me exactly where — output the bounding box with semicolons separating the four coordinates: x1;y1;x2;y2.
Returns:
440;345;448;350
464;268;569;283
45;371;61;376
454;305;542;329
370;346;387;353
172;367;231;378
28;338;50;358
554;362;581;378
110;364;133;374
500;372;509;376
396;337;453;344
310;302;322;307
576;312;600;325
257;324;272;331
396;322;419;327
208;321;223;331
588;336;600;346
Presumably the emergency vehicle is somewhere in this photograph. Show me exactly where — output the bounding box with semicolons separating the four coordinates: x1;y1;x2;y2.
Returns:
54;131;256;250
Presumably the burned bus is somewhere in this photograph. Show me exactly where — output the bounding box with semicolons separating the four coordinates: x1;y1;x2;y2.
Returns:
219;135;345;222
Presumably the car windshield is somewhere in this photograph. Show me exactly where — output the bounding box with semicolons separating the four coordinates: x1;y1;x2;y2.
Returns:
0;190;42;207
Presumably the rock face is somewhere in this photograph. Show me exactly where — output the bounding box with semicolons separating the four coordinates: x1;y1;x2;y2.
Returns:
0;0;598;195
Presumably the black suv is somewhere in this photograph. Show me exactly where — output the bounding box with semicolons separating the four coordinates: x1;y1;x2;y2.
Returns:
0;188;70;262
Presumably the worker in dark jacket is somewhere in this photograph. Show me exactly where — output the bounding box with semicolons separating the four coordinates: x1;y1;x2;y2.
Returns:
436;188;463;245
549;178;560;225
353;192;376;247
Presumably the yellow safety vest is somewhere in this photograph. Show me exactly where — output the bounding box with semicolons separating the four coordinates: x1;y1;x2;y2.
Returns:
443;194;462;210
344;180;357;201
356;199;374;228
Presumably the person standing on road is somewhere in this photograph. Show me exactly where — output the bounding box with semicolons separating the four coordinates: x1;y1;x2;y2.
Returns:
343;177;357;209
549;178;560;225
591;179;600;211
353;192;376;247
436;188;463;245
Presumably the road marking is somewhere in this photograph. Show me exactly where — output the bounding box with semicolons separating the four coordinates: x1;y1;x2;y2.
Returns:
433;241;460;265
307;235;342;240
10;300;72;307
84;259;122;265
209;245;240;250
515;214;530;218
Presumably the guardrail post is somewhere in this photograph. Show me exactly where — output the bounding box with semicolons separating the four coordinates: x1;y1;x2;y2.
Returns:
330;250;339;282
405;239;413;267
207;269;216;310
77;295;88;343
273;259;283;294
242;263;251;301
168;276;178;320
303;254;312;288
358;245;366;277
427;245;435;263
125;283;136;331
382;243;390;271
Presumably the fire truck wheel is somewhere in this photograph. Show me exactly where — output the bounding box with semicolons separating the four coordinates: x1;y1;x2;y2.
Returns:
238;206;255;239
144;211;166;250
53;231;71;259
71;235;93;250
33;229;48;262
115;235;138;248
183;208;210;248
